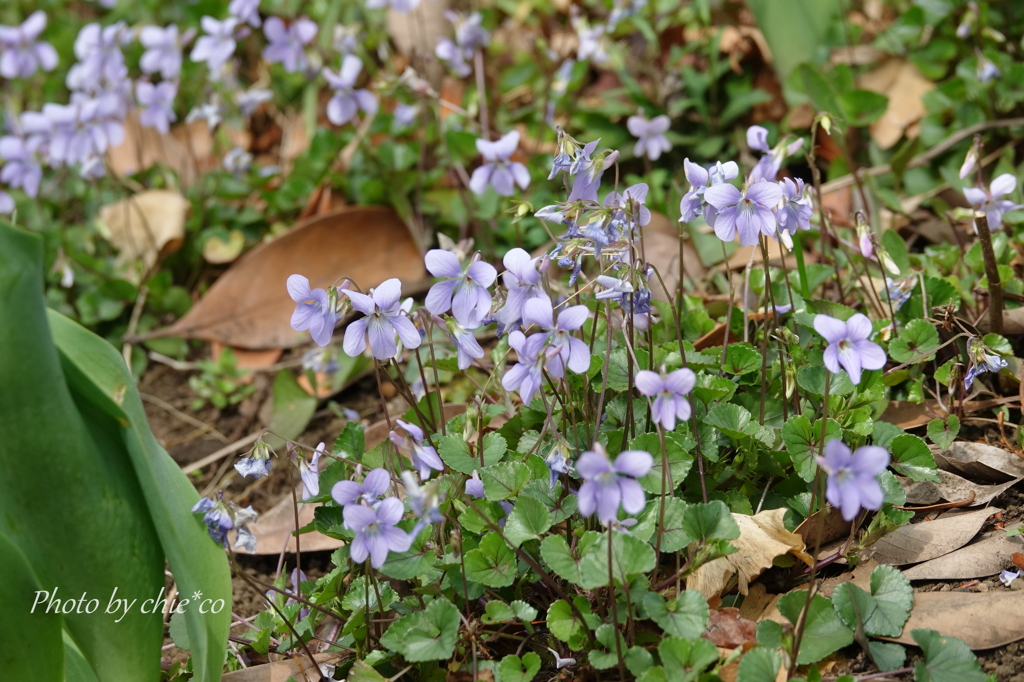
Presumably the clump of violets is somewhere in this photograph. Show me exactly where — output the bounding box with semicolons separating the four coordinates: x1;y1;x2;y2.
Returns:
492;247;546;333
262;16;317;74
343;278;421;360
136;81;178;134
814;314;886;385
424;249;496;328
964;173;1021;230
332;467;390;507
704;180;782;246
287;275;338;347
469;130;530;197
627;113;671;161
138;25;183;79
679;159;738;223
343;497;413;568
191;17;238;74
746;125;804;183
235;438;273;479
576;444;652;524
522;296;591;376
635;368;696;432
323;55;378;126
817;439;889;522
435;11;490;77
0;11;59;80
390;419;443;480
192;496;259;553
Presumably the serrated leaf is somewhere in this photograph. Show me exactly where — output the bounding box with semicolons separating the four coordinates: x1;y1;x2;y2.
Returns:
888;319;940;364
464;532;516;587
636;497;692;552
540;534;584;585
737;647;782;682
547;598;596;650
437;434;502;474
498;653;541;682
481;601;515;624
889;434;940;482
682;500;741;543
782;416;842;482
642;591;709;639
926;415;959;450
704;403;756;440
691;373;738;404
778;590;854;664
868;641;906;672
797;365;856;396
379;598;460;662
911;629;986;682
723;343;763;375
658;636;719;680
480;461;530;501
333;421;365;457
577;532;656;589
631;432;694;494
504;494;552;547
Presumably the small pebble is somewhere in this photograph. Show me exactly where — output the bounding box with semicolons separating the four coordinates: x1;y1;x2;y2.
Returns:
976;582;989;592
1011;579;1024;591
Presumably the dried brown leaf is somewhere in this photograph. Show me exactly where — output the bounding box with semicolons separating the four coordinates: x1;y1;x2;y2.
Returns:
643;211;705;301
96;190;189;280
900;469;1021;507
932;442;1024;482
880;591;1024;650
704;607;759;648
858;59;934;150
221;653;345;681
867;508;999;566
902;524;1024;580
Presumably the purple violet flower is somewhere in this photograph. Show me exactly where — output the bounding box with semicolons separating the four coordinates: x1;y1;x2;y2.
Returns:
139;25;182;79
191;17;238;73
262;17;316;73
704;180;782;246
440;316;485;369
323;55;378;126
342;278;421;360
502;330;546;405
469;131;530;196
400;470;443;533
522;296;591;376
287;274;337;347
424;249;496;328
0;11;59;79
235;439;273;479
0;135;43;198
964;337;1008;391
192;497;233;546
576;444;652;524
465;470;485;498
0;191;13;213
236;88;272;117
817;439;889;522
1000;569;1022;587
574;20;607;64
813;313;887;385
229;0;262;28
679;158;739;224
136;81;178;134
776;177;813;234
435;11;489;77
333;468;390;506
634;368;696;432
389;419;443;480
67;22;131;92
604;182;651;230
299;443;324;499
627;114;671;161
545;440;573;490
492;247;546;333
747;125;804;183
964;173;1021;230
344;497;413;568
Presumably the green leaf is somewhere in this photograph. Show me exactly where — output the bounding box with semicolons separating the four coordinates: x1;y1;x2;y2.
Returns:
889;320;940;364
540;533;597;585
483;432;508;462
723;343;763;375
691;373;738;404
168;611;191;650
926;415;959;450
590;625;654;674
778;590;854;664
379;598;460;662
635;497;692;552
464;532;517;587
578;532;656;589
504;494;552;547
736;647;783;682
379;530;437;580
797;365;856;396
631;432;694;495
607;348;650;392
911;629;986;682
642;591;709;639
658;637;719;680
347;661;388;682
749;0;841;81
682;501;741;543
482;601;515;624
481;461;530;501
704;402;757;440
881;230;910;276
868;641;906;672
333;421;365;457
839;90;889;126
889;434;940;482
782;416;842;481
547;598;596;650
266;369;317;449
498;652;541;682
438;434;501;474
0;532;62;681
756;620;784;648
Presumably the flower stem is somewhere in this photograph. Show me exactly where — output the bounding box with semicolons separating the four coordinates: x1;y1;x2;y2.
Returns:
608;526;628;681
975;212;1004;334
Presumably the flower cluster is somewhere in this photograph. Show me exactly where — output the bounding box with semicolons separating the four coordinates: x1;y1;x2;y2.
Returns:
191;495;260;553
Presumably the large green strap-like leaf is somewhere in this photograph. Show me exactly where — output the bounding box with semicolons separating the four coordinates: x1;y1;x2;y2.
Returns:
0;221;164;681
49;309;232;682
0;532;63;681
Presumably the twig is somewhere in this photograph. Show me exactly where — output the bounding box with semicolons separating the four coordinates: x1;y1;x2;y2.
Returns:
974;213;1003;334
140;392;229;442
122;285;148;372
181;431;263;475
895;490;976;512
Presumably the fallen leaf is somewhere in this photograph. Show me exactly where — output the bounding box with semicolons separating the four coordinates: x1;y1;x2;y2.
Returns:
1014;552;1024;571
880;591;1024;650
867;508;999;566
900;469;1021;507
221;652;344;681
931;442;1024;482
818;559;880;598
96;190;189;281
249;486;339;554
107;113;198;186
643;211;706;302
210;342;282;370
795;507;853;547
977;306;1024;335
688;508;814;598
879;400;947;429
858;58;934;150
902;524;1024;580
820;186;853;227
203;230;247;264
737;583;776;622
137;206;428;349
704;607;759;648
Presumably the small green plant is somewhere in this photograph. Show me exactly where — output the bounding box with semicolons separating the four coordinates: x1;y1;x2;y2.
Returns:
188;348;257;411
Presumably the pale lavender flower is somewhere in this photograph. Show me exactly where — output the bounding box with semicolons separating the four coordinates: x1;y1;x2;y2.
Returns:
1000;569;1022;587
502;330;546;405
333;468;390;506
400;470;443;533
964;337;1008;391
627;114;671;161
977;53;999;83
435;11;489;77
236;88;272;116
635;368;695;432
45;95;125;167
233;506;258;553
704;180;782;246
79;155;106;180
814;313;887;385
392;103;419;130
424;249;496;328
747;125;804;183
186;99;223;130
390;419;443;480
441;316;485;369
136;81;177;134
604;182;651;229
191;17;238;73
343;278;421;359
493;247;546;333
964;173;1021;230
262;17;316;74
469;131;530;196
235;439;273;479
576;444;652;524
776;177;813;234
0;191;13;213
366;0;422;13
678;158;739;223
575;21;608;64
299;443;324;499
0;11;58;79
595;275;634;302
139;25;182;79
0;135;43;198
287;275;337;347
223;147;252;175
435;38;470;77
229;0;262;28
192;497;233;547
465;470;485;498
323;55;377;126
522;296;591;376
344;497;413;568
817;439;888;521
545;440;572;490
67;22;130;92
